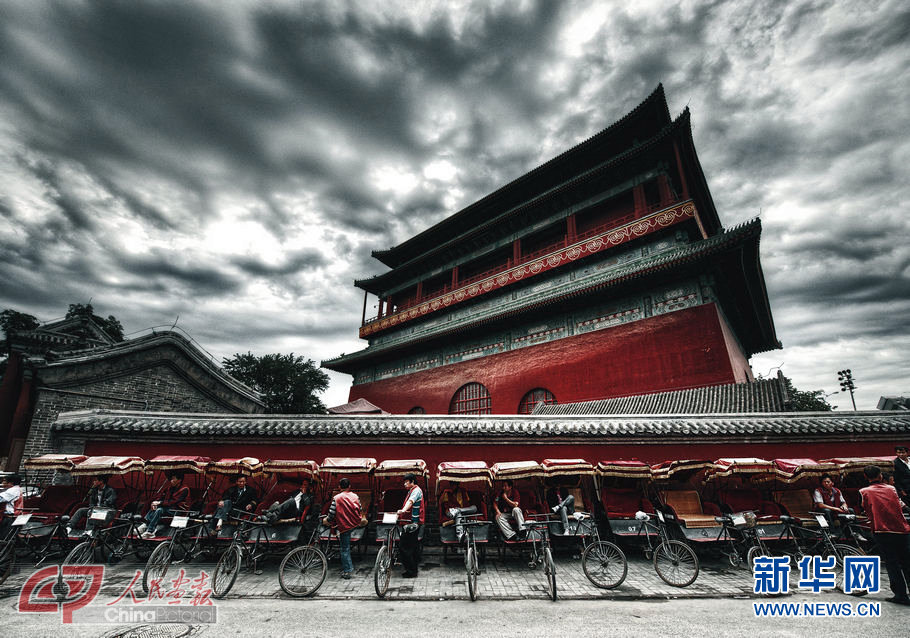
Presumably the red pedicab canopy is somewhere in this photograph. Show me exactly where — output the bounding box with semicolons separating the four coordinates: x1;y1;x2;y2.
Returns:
771;458;838;483
144;455;212;474
707;457;777;482
23;454;88;472
208;457;263;475
374;459;428;478
70;456;144;476
262;459;320;481
650;459;713;481
490;460;544;480
820;456;894;474
436;461;492;491
596;460;652;479
541;458;594;477
319;457;377;473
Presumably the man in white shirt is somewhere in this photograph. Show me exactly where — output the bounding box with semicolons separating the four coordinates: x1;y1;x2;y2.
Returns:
265;478;314;524
0;474;23;537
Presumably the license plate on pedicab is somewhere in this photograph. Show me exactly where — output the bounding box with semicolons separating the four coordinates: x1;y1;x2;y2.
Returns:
732;514;747;527
656;510;665;523
13;513;32;526
171;516;189;528
90;509;111;521
814;514;829;528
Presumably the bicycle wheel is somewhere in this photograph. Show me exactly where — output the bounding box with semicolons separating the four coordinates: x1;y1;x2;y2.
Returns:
373;545;392;598
466;546;477;601
653;540;699;587
582;540;628;589
826;543;865;594
544;547;557;601
64;540;95;566
279;546;327;598
142;542;172;593
0;540;15;586
212;545;242;599
746;545;767;573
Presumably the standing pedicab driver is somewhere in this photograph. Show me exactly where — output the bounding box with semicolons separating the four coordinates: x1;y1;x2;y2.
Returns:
324;478;362;579
397;473;424;578
860;464;910;606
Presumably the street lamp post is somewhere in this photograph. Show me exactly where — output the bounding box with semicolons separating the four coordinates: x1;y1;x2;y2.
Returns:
837;369;857;411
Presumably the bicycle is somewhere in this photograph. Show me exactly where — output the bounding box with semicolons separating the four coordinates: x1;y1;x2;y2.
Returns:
635;510;699;587
523;518;558;601
373;521;402;598
458;517;491;601
63;509;150;566
775;513;864;592
579;513;628;589
277;528;328;598
142;510;220;593
0;510;72;585
715;511;769;572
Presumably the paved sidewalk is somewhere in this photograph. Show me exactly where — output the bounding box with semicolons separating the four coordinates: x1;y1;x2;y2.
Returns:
0;545;767;602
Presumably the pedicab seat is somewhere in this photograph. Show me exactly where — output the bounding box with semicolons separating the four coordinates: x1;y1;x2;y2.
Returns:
718;488;782;521
774;490;815;520
602;488;654;518
662;490;722;528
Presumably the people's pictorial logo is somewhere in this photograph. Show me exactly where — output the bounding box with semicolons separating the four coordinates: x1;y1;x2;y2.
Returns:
18;565;105;624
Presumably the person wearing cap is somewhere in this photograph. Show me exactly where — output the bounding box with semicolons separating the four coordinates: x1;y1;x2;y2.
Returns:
860;464;910;605
894;446;910;499
138;472;189;538
397;473;424;578
67;475;116;536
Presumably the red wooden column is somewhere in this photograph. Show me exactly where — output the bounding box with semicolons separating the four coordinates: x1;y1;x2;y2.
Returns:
451;267;459;289
632;185;646;216
0;352;22;454
5;368;34;471
657;174;673;205
512;239;521;263
566;215;577;242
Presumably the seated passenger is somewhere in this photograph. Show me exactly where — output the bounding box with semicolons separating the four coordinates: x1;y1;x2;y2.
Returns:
138;472;190;538
66;474;116;536
265;477;314;524
813;473;849;521
439;481;477;541
493;479;525;540
0;474;24;537
212;475;258;531
546;484;575;534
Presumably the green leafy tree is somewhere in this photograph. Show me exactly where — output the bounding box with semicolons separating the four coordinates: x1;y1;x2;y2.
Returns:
760;373;834;411
222;352;329;414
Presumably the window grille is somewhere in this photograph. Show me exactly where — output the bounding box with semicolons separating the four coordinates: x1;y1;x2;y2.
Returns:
518;388;557;414
449;382;492;415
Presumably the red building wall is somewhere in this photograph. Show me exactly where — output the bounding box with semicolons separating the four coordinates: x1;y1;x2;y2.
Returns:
350;303;740;414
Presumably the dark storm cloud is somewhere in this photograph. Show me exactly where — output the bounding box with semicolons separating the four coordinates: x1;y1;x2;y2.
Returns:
0;1;907;407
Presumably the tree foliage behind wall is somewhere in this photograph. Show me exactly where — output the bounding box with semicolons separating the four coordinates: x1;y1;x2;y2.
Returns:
222;352;329;414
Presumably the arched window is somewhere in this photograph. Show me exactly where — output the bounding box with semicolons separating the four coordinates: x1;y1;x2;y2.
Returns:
408;406;426;414
518;388;557;414
449;382;492;415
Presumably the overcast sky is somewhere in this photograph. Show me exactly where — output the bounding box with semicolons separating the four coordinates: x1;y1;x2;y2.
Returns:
1;0;908;411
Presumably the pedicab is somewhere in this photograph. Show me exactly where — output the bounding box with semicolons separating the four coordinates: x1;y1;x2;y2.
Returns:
596;459;656;540
371;459;427;598
541;458;626;590
437;460;493;601
652;459;720;544
315;457;375;557
140;455;216;592
0;454;87;584
207;457;265;538
703;457;783;570
261;459;329;598
817;456;896;551
210;457;325;598
770;457;844;527
490;461;558;599
62;455;149;566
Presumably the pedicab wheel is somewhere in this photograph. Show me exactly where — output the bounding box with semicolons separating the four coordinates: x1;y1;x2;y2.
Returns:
212;545;242;599
373;545;392;598
142;542;172;593
544;547;557;601
0;540;15;586
746;546;765;573
653;540;698;588
279;546;328;598
827;543;865;595
466;546;477;601
581;540;628;589
64;541;95;566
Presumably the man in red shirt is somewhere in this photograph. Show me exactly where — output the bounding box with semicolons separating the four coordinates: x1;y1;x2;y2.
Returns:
493;479;526;540
860;465;910;605
324;478;362;579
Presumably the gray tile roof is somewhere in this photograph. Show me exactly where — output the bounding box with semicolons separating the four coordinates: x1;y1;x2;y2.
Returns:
52;409;910;440
533;376;789;416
